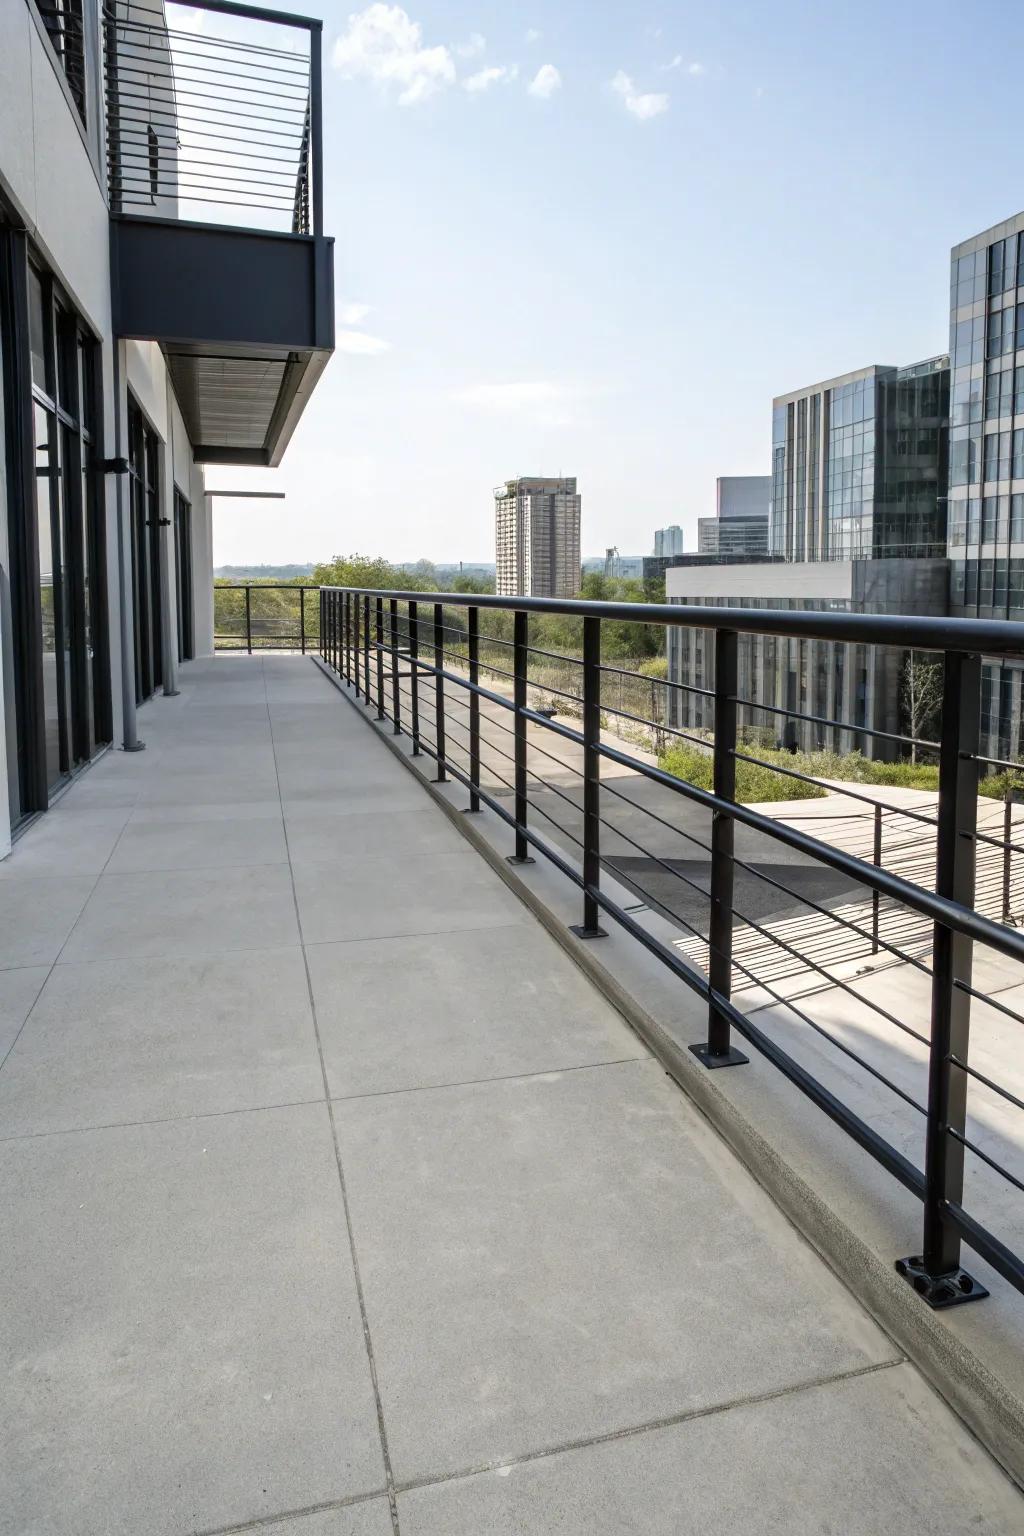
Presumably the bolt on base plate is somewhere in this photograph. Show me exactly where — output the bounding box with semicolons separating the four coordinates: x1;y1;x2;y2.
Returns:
688;1043;749;1069
895;1256;988;1308
569;924;607;940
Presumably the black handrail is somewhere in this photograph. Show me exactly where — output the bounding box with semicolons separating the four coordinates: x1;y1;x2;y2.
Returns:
317;584;1024;1311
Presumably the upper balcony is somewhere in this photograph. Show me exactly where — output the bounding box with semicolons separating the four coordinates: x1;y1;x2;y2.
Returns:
103;0;334;464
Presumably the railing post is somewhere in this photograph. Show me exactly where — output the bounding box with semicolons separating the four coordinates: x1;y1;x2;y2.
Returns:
245;585;252;655
390;598;401;734
363;594;371;705
375;596;385;720
352;593;360;698
872;803;882;954
300;586;306;655
570;614;606;938
1003;788;1013;923
464;606;481;812
432;601;447;782
897;650;986;1307
692;627;747;1068
409;600;421;755
319;589;325;661
507;608;534;865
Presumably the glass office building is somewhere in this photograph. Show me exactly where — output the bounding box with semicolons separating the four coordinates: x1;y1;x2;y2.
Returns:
770;358;949;562
947;210;1024;758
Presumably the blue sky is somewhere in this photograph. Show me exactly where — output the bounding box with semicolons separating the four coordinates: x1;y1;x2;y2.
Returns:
211;0;1024;566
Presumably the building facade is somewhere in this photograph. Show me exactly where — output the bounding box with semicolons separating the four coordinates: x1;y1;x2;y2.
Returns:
653;524;684;558
0;0;333;855
666;560;949;751
947;211;1024;760
770;358;949;562
495;476;581;597
698;474;771;556
603;548;644;580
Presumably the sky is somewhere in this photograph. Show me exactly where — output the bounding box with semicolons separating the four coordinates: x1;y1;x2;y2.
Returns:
209;0;1024;567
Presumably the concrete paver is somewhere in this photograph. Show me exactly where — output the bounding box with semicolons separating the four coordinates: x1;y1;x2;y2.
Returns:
0;654;1020;1536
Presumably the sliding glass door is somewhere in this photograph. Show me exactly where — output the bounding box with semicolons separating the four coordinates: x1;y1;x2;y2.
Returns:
27;266;107;798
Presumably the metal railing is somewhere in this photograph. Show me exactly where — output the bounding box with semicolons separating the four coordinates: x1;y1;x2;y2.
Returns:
214;582;319;652
318;585;1024;1312
103;0;322;235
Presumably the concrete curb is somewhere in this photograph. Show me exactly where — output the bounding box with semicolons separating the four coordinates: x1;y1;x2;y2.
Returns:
312;653;1024;1489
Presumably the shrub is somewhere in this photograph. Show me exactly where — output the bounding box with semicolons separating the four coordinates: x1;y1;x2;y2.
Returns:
659;743;827;803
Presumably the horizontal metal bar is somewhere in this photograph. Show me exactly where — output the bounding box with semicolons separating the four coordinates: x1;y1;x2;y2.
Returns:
593;737;1024;965
323;587;1024;657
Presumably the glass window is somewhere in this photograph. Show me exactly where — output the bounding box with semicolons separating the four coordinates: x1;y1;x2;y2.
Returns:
1013;494;1024;541
32;1;86;123
28;268;48;390
1015;428;1024;480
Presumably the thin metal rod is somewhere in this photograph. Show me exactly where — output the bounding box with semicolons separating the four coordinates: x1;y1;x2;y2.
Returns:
300;585;306;655
363;594;371;704
872;803;882;954
245;585;252;654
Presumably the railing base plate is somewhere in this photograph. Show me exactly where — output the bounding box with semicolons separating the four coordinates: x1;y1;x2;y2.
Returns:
895;1256;988;1308
689;1043;749;1070
570;924;608;940
506;855;535;867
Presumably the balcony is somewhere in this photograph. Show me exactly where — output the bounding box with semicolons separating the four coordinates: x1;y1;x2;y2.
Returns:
104;0;333;464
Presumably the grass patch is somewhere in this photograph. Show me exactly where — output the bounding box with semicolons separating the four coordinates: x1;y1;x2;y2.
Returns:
659;743;827;803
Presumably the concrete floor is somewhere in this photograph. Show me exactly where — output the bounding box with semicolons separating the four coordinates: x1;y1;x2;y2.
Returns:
0;654;1021;1535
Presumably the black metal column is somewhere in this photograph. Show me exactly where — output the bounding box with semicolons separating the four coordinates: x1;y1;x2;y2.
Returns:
898;650;985;1307
375;596;385;720
508;608;534;865
245;585;252;655
692;628;747;1068
390;598;401;734
409;600;420;755
872;803;882;954
300;586;306;655
570;615;606;938
363;594;371;704
352;593;360;697
465;606;481;812
432;601;446;782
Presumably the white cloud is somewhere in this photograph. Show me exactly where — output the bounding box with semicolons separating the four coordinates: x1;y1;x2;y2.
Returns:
463;64;518;93
662;54;683;70
456;32;486;59
332;5;455;106
337;330;391;355
610;71;669;120
339;301;372;325
662;56;704;75
688;61;705;76
527;63;561;99
525;28;541;44
453;381;573;412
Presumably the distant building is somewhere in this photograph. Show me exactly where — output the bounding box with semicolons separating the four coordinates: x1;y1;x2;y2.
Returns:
697;476;771;556
666;559;949;754
770;358;949;561
604;547;645;580
947;210;1024;760
653;525;685;558
495;477;581;597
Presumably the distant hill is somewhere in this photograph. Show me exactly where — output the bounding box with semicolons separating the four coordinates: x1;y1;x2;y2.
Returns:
215;564;315;580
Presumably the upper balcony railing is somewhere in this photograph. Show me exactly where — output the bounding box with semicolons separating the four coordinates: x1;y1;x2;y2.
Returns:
319;586;1024;1316
103;0;322;236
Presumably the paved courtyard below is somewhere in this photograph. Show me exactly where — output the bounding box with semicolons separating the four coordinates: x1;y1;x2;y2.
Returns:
0;655;1020;1534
